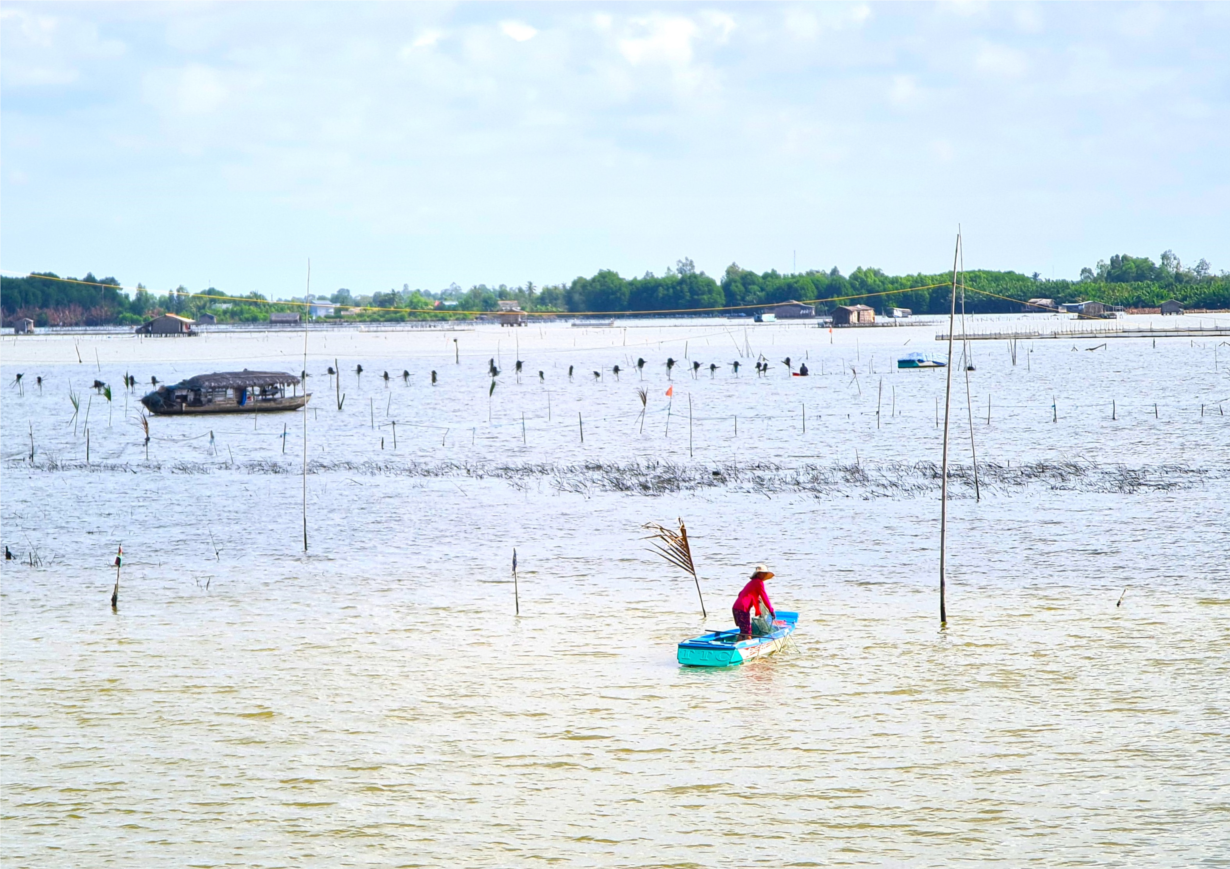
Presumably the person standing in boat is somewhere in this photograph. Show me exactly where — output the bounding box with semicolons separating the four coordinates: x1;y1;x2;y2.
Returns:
733;564;776;640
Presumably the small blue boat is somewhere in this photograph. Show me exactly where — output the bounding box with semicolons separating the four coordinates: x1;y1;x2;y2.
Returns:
677;612;799;667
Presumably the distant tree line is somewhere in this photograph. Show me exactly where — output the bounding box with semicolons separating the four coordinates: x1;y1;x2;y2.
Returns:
3;251;1227;327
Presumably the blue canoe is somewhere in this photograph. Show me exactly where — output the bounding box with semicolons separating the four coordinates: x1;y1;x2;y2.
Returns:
677;611;799;667
898;352;946;369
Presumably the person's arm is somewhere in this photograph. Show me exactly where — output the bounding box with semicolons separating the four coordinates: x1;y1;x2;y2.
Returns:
761;584;775;619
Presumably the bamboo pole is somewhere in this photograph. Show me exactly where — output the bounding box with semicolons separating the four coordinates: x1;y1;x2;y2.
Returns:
302;265;310;554
110;545;122;609
578;412;584;444
688;395;693;457
513;549;519;616
939;230;961;626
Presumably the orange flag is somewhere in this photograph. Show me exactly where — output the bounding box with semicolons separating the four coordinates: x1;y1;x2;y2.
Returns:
665;386;674;397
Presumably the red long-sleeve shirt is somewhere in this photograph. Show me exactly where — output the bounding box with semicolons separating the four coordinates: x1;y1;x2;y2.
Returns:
733;577;774;618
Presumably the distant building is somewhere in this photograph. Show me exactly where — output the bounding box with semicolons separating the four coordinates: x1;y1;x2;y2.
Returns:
196;313;217;325
270;312;301;325
772;300;815;319
497;300;527;327
1059;301;1108;319
831;304;875;327
1025;298;1056;313
1160;300;1184;315
136;313;195;336
13;317;35;335
308;301;338;318
889;307;912;319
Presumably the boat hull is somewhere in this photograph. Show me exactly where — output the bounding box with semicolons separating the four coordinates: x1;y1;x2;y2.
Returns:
677;611;798;667
144;395;310;415
898;360;945;369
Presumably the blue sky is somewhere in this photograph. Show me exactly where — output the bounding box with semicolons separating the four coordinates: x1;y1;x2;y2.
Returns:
2;2;1227;299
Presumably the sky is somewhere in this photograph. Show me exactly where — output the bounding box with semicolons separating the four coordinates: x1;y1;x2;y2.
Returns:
2;2;1228;299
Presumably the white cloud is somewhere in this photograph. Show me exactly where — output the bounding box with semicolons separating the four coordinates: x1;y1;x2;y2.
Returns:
1117;4;1165;39
783;4;871;41
409;29;444;50
889;75;920;108
699;11;737;45
940;1;989;18
0;8;124;87
3;2;1226;290
1013;5;1044;34
619;15;698;67
500;21;537;43
975;42;1028;79
144;64;228;115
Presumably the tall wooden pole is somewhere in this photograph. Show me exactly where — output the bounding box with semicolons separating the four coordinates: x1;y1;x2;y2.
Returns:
939;230;961;626
110;545;122;609
302;260;310;553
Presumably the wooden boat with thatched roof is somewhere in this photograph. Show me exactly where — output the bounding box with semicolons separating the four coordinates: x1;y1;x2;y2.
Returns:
140;370;309;415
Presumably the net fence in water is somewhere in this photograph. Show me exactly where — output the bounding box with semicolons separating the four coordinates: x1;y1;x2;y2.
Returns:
6;457;1220;497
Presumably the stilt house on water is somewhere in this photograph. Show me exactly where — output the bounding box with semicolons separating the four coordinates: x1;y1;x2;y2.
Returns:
497;300;527;327
1161;300;1184;315
141;370;309;415
135;313;196;335
772;300;816;319
831;304;875;326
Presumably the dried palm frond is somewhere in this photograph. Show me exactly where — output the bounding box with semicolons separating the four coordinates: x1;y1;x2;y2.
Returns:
642;518;706;617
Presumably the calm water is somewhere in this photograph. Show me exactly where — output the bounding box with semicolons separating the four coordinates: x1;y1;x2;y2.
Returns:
3;316;1228;867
